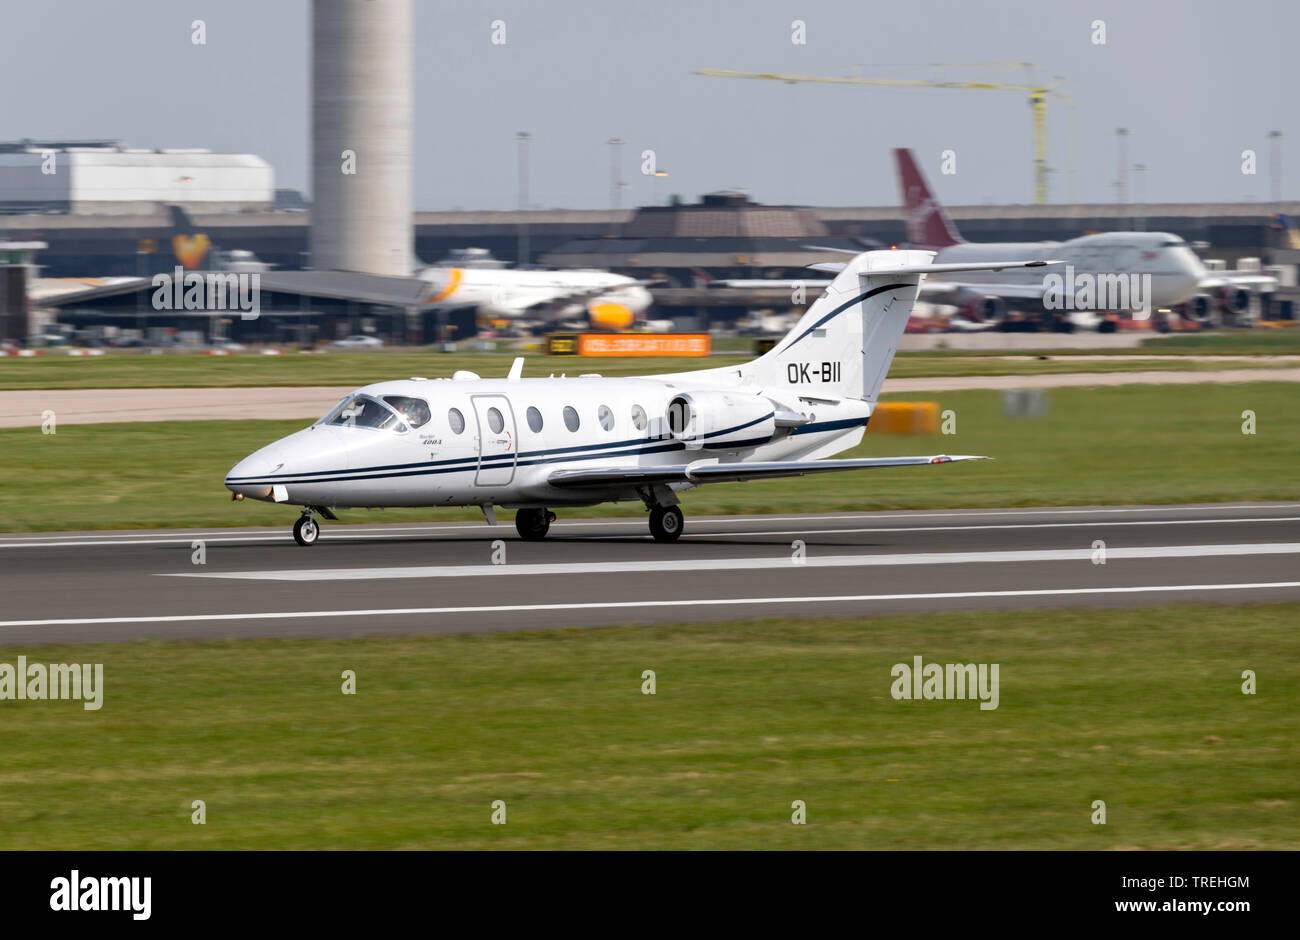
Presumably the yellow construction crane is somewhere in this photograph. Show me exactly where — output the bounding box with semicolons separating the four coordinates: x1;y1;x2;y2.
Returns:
694;63;1075;204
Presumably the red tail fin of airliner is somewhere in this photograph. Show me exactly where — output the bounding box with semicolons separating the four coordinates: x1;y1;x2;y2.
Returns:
893;148;964;249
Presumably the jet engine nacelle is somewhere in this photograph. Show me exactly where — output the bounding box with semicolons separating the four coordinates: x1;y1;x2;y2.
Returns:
1184;294;1213;323
586;300;636;331
665;391;775;449
963;295;1006;324
1218;286;1250;314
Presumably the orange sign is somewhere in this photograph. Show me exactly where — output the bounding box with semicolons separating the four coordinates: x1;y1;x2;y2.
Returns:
575;333;711;357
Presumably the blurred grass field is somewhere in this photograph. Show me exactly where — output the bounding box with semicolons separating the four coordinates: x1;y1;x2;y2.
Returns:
0;382;1295;532
1;346;1297;390
0;604;1294;850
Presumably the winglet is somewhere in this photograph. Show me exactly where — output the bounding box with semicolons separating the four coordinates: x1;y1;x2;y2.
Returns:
507;357;524;382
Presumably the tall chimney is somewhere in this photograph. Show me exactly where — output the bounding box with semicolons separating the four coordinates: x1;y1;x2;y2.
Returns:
311;0;413;275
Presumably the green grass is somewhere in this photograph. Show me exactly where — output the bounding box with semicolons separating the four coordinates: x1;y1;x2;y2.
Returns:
1;383;1295;532
0;604;1294;849
1137;330;1300;354
886;357;1293;377
0;351;748;390
2;346;1297;390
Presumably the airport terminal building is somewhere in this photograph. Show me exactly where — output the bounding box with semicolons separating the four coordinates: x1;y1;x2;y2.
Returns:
0;139;274;216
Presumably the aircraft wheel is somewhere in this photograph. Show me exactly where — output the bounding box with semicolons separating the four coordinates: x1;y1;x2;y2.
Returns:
293;515;320;546
649;506;684;542
515;508;553;541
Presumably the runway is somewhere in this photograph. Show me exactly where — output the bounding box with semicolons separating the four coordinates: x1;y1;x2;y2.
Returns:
1;502;1298;644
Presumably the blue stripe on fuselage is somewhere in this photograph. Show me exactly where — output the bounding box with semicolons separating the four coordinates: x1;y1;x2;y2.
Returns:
225;415;869;488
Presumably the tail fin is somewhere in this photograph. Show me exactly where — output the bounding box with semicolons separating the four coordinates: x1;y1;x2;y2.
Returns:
743;249;934;402
1272;213;1300;250
893;148;963;249
168;204;197;234
167;204;212;269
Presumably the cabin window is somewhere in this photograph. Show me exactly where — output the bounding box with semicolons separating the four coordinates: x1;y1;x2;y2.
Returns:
487;407;505;434
563;405;580;432
526;406;543;432
382;395;431;429
630;404;647;431
448;408;466;434
597;405;615;431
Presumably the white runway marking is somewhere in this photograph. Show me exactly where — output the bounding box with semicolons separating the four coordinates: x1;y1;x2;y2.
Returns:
3;511;1296;550
162;542;1300;581
671;516;1300;540
2;581;1298;628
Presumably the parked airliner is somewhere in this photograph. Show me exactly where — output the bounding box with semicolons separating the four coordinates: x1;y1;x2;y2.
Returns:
416;263;654;331
226;249;1055;544
892;148;1275;328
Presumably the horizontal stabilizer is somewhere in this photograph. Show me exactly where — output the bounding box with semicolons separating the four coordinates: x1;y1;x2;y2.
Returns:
809;259;1061;276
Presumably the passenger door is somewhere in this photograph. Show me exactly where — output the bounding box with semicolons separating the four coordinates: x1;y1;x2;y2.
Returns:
471;395;517;486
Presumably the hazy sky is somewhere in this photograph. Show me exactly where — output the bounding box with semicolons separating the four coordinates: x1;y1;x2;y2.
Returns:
3;0;1296;210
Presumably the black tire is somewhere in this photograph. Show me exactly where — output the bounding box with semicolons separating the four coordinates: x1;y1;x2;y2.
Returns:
649;505;684;542
293;515;320;546
515;508;552;541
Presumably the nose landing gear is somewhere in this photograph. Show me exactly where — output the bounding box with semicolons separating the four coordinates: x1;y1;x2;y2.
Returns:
293;512;320;546
515;508;556;541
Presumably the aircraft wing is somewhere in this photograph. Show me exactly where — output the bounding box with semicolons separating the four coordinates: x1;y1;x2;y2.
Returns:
917;280;1048;303
548;455;989;488
1197;272;1278;291
712;278;833;289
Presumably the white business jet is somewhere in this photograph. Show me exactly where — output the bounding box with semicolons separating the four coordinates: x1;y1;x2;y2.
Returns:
226;249;1055;545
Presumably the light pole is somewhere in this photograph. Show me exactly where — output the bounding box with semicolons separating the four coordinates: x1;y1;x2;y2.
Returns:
607;137;625;237
607;137;624;210
652;170;669;206
1133;163;1147;232
516;131;531;267
1269;130;1282;203
1115;128;1129;224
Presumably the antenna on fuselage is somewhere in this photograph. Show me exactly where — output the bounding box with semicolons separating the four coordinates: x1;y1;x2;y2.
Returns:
507;357;524;382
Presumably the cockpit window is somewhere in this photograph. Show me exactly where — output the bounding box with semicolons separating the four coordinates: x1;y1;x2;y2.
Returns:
319;394;409;432
1160;239;1185;247
382;395;431;429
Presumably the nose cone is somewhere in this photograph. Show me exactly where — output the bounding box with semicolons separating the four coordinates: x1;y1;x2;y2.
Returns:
225;444;292;501
1164;248;1204;305
225;426;352;501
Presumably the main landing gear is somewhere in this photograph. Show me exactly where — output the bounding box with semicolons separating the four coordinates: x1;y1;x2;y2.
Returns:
515;508;556;541
648;505;684;543
637;484;684;543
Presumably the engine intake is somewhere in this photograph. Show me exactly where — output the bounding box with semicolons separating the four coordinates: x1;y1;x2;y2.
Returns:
1218;286;1250;314
1185;294;1213;323
963;295;1006;324
665;391;776;450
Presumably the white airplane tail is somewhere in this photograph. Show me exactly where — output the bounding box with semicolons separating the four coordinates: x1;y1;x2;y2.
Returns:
743;249;932;402
740;249;1058;402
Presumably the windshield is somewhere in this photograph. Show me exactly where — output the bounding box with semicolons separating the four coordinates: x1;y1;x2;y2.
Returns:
318;394;409;432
